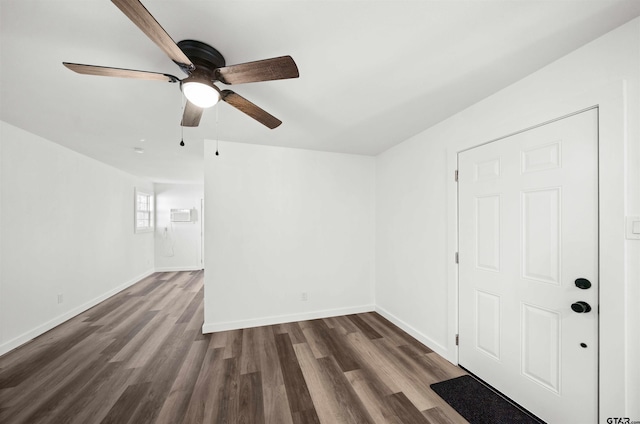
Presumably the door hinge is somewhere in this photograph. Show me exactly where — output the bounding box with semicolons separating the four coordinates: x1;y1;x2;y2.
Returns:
455;252;459;264
455;334;459;346
454;170;459;182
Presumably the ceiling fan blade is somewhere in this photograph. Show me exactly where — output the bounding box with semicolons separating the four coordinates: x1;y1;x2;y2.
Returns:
221;90;282;129
215;56;299;85
181;100;203;127
111;0;193;70
63;62;179;82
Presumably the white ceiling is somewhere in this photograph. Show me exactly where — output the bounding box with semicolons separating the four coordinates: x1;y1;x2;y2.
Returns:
2;0;640;183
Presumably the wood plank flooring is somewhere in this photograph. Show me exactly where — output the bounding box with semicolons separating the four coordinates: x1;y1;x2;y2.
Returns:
0;271;468;424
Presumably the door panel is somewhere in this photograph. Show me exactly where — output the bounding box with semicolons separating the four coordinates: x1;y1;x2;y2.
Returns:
458;109;598;423
521;303;561;393
476;290;501;360
476;195;501;271
522;188;561;284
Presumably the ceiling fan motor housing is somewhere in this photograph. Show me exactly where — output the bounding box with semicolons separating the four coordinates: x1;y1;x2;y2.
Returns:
176;40;226;76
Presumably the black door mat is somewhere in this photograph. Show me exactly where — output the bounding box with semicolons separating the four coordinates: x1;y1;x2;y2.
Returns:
430;375;545;424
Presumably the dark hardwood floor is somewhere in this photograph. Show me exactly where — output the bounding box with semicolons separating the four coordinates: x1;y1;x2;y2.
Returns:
0;271;468;424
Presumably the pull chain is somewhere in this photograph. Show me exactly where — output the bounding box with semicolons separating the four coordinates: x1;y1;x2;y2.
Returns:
215;104;219;156
179;93;185;146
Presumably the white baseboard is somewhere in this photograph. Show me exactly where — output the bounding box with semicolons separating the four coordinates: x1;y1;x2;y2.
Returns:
202;304;376;334
374;305;452;362
154;266;203;272
0;269;155;357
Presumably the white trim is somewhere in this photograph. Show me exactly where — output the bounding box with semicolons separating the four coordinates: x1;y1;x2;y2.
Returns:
202;304;375;333
447;81;628;422
0;268;155;356
154;266;203;272
375;305;448;358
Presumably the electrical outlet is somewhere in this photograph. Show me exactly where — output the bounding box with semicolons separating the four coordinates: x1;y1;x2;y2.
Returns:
301;292;308;301
57;294;63;304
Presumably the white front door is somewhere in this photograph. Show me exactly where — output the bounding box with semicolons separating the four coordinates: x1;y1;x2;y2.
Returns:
458;109;598;423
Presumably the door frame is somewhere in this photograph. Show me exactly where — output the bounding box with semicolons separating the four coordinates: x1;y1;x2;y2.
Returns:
446;81;629;422
200;197;205;270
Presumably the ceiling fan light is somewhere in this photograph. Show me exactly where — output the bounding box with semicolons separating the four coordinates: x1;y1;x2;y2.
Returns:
182;81;220;108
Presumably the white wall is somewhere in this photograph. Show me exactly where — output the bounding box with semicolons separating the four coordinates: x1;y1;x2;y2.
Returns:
203;141;375;332
375;18;640;421
154;183;204;272
0;120;3;349
376;138;450;350
0;121;155;355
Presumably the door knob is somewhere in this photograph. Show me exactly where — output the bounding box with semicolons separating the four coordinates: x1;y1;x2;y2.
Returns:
571;301;591;313
575;278;592;289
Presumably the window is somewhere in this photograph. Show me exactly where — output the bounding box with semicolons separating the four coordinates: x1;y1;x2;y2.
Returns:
135;189;154;233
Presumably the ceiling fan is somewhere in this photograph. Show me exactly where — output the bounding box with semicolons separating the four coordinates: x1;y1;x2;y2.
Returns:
63;0;299;129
